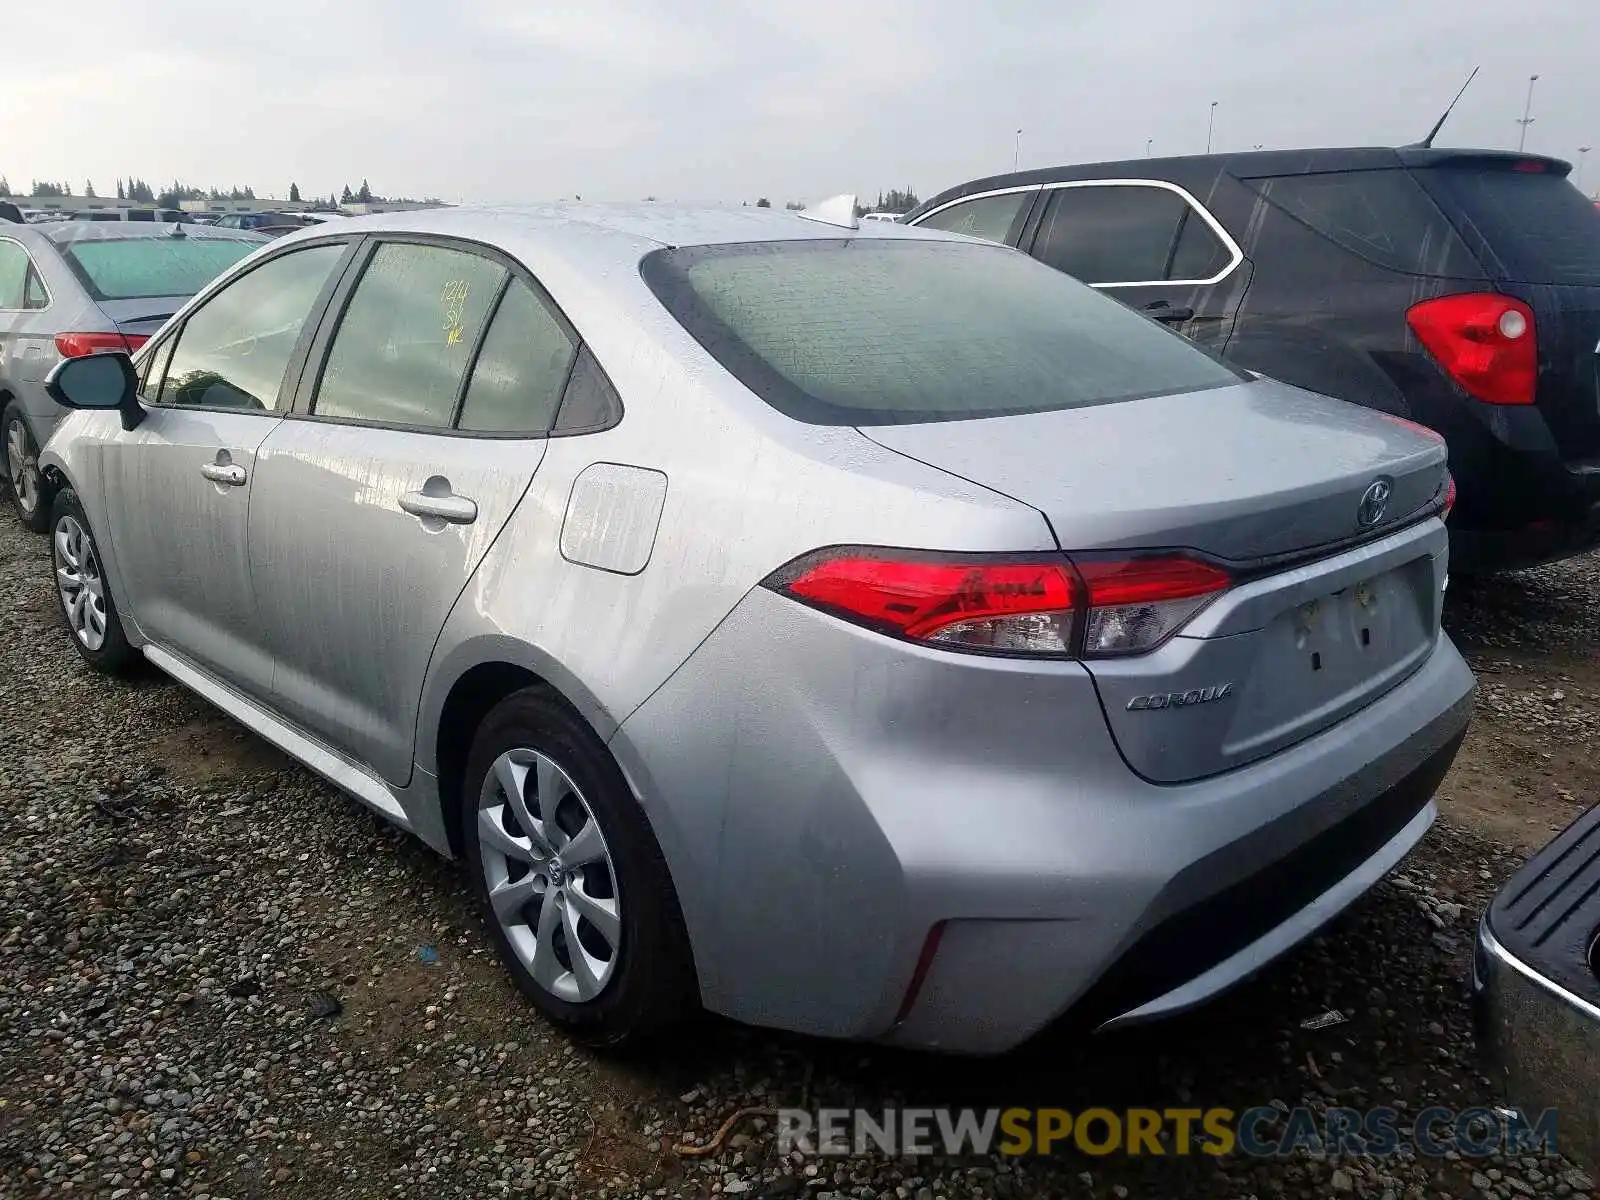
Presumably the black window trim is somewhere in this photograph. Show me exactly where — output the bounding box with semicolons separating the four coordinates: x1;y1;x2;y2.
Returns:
0;236;52;313
136;235;361;417
953;178;1245;289
1024;179;1243;288
288;230;617;441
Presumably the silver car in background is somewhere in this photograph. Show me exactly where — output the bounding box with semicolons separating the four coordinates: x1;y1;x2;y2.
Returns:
38;205;1474;1052
0;222;263;529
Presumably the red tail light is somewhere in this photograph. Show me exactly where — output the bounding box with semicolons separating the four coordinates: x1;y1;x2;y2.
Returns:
55;331;147;359
764;547;1231;658
1442;474;1457;520
1406;293;1536;405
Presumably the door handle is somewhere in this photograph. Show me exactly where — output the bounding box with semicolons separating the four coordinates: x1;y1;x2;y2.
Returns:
1143;301;1196;325
199;462;247;486
399;489;478;524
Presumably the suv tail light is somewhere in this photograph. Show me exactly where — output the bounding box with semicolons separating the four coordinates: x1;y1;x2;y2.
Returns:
55;332;148;359
762;548;1231;659
1406;293;1537;405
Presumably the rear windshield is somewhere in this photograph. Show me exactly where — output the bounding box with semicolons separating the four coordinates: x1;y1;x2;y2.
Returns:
640;239;1246;425
62;236;258;301
1418;167;1600;285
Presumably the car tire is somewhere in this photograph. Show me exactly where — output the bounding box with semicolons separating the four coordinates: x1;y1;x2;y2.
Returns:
4;402;53;534
462;685;697;1048
50;487;138;675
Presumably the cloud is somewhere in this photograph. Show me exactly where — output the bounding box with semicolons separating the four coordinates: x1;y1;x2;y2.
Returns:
5;0;1596;205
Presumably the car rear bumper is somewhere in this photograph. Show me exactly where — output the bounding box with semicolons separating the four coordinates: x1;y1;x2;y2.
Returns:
1472;804;1600;1169
612;582;1476;1053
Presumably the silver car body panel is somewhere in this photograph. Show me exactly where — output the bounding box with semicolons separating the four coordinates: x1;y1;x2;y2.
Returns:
39;203;1475;1051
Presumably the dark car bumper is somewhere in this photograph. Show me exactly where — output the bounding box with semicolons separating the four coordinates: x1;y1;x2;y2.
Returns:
1472;805;1600;1169
1450;499;1600;573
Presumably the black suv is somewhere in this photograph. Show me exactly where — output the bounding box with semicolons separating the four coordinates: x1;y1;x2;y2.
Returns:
906;148;1600;572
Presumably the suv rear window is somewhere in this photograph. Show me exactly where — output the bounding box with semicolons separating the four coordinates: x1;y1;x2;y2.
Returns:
63;237;259;300
1416;166;1600;285
641;239;1246;425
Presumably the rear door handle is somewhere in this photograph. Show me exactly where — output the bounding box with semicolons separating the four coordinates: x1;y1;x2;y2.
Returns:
199;462;247;486
1143;301;1196;325
399;489;478;525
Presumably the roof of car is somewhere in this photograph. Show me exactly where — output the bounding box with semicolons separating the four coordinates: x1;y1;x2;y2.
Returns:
268;202;964;276
909;146;1576;219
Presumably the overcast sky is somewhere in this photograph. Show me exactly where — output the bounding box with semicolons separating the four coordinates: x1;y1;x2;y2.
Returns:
7;0;1598;205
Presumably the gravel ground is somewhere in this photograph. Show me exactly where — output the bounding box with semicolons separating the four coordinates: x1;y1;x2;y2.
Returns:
2;506;1598;1200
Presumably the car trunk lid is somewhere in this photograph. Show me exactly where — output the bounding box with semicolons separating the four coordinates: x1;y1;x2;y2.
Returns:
857;378;1448;563
98;296;185;340
859;379;1450;782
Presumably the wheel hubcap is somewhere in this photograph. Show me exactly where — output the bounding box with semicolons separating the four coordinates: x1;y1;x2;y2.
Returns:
54;515;108;651
477;749;621;1003
7;420;37;515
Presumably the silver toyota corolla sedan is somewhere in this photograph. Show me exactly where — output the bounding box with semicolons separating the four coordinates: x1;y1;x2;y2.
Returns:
0;221;264;531
37;203;1475;1053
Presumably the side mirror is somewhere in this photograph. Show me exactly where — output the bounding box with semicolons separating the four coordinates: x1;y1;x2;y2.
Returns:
44;352;146;431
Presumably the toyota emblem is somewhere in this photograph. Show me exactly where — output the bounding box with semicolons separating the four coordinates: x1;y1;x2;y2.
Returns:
1357;478;1393;529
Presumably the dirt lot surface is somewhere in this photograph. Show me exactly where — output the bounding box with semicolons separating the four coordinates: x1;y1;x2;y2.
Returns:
2;507;1598;1200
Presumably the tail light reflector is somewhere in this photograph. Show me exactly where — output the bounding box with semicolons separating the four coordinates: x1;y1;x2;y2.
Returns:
1406;293;1536;406
763;547;1231;659
1075;555;1234;657
55;331;147;358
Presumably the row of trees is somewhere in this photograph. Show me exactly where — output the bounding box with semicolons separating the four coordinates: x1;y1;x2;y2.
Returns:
0;175;389;209
749;188;921;215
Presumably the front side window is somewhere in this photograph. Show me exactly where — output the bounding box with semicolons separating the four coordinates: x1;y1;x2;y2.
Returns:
60;235;260;301
153;242;344;411
642;238;1246;426
457;279;577;434
914;192;1031;244
313;242;506;428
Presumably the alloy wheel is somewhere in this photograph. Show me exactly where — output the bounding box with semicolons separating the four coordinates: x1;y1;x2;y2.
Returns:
54;515;108;651
6;418;38;517
477;749;622;1003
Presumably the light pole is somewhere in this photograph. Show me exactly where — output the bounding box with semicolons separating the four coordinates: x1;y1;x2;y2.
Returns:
1579;146;1592;192
1516;74;1539;151
1146;138;1153;158
1206;101;1219;154
1013;129;1022;172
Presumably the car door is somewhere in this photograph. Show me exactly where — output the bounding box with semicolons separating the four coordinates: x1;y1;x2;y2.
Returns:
102;239;353;699
247;235;580;784
1022;180;1247;352
909;187;1040;246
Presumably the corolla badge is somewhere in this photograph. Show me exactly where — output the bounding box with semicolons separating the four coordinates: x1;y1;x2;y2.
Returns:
1357;477;1394;529
1126;683;1234;711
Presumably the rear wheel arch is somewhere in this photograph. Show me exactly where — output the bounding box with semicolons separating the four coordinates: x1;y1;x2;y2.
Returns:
432;656;621;860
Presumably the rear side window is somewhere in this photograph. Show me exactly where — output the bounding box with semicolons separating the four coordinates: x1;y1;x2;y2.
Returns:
915;192;1031;244
642;239;1246;426
1416;167;1600;285
127;210;155;222
1030;185;1228;285
314;241;506;428
457;279;577;434
60;236;259;300
1242;169;1478;277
